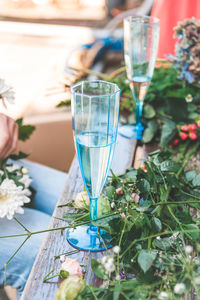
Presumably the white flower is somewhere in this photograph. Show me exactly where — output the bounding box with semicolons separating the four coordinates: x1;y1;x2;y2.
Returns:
174;283;186;294
185;245;193;254
0;79;15;106
158;291;168;300
101;256;115;274
22;167;29;175
74;191;89;209
111;202;115;209
60;255;65;263
185;94;193;103
115;275;121;281
113;246;120;254
0;178;31;220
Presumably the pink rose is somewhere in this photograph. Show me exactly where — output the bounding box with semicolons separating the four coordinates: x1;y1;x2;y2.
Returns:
116;187;124;195
61;258;82;278
131;193;140;204
121;212;126;219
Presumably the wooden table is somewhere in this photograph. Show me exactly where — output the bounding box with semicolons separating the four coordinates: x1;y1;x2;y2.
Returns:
21;134;137;300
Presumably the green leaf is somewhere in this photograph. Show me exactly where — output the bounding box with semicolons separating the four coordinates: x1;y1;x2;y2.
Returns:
128;113;136;124
154;237;172;250
59;270;69;279
160;121;176;147
91;259;108;280
9;151;29;160
143;104;156;119
106;186;116;199
113;282;121;300
160;160;180;172
192;174;200;187
184;224;199;241
16;118;35;141
142;127;155;143
152;217;162;233
56;100;71;108
137;179;150;196
124;170;137;180
185;170;197;182
137;250;157;273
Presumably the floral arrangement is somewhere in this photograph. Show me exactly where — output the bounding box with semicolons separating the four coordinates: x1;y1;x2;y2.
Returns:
0;79;35;219
173;18;200;84
47;148;200;300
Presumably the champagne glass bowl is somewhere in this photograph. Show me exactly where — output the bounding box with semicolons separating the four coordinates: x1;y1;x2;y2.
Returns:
119;16;160;140
67;80;120;251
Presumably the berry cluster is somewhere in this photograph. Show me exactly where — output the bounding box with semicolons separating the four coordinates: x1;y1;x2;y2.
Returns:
170;121;200;147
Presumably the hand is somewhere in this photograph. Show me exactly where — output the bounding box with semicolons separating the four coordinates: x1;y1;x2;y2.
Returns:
0;113;18;161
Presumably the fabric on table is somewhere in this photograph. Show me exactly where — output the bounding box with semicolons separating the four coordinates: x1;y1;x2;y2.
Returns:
0;208;51;298
0;160;67;298
151;0;200;58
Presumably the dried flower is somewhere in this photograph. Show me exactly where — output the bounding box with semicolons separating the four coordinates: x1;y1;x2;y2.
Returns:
174;283;186;294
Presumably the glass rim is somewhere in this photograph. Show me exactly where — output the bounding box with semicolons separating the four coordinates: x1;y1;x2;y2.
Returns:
71;80;121;98
124;15;160;25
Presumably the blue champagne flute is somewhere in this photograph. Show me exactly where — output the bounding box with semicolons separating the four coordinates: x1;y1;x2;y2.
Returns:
67;80;120;251
119;16;160;140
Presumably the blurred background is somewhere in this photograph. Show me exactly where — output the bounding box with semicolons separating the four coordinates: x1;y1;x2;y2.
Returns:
0;0;151;172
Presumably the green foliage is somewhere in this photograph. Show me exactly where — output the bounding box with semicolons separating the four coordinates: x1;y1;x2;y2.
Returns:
77;148;200;299
110;63;200;146
16;118;35;141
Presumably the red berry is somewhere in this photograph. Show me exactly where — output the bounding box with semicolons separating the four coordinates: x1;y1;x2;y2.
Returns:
189;131;198;140
173;139;180;146
197;120;200;128
189;124;197;131
180;132;188;140
181;125;189;132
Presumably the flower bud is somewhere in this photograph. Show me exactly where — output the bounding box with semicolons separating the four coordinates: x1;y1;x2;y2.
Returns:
56;276;85;300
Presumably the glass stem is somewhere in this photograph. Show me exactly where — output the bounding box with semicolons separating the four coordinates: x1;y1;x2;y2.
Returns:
136;100;143;125
89;197;98;233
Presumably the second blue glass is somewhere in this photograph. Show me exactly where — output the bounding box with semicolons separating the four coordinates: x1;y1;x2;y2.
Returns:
67;80;120;251
119;16;160;140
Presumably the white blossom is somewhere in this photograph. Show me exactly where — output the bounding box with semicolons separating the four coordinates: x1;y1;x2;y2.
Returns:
158;291;168;300
185;245;193;254
113;246;120;254
0;79;15;106
60;255;66;263
101;255;115;274
0;177;31;220
22;167;29;175
174;283;186;294
111;202;115;209
74;191;89;209
185;94;193;103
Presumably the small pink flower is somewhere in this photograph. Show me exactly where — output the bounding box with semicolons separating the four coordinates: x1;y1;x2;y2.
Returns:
61;258;82;278
116;187;124;195
121;212;126;219
131;193;140;204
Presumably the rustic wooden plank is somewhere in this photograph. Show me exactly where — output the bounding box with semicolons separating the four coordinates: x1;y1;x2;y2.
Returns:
21;134;136;300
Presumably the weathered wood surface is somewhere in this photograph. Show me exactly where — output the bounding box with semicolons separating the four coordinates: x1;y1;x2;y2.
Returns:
21;135;137;300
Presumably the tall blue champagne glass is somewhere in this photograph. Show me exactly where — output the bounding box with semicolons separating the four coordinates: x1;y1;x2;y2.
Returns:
67;80;120;251
119;16;160;140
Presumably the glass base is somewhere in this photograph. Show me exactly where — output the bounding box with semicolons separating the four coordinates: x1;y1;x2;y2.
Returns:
119;123;144;140
66;225;112;251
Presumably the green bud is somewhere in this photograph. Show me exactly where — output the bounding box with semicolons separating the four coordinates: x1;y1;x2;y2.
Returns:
56;276;85;300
